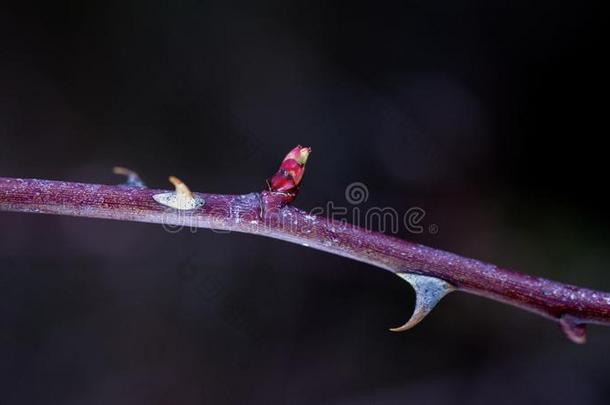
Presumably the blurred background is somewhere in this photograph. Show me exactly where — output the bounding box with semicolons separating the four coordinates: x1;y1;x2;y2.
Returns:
1;1;609;404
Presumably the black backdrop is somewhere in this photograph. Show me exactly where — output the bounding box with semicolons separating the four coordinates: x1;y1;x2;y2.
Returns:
1;1;609;404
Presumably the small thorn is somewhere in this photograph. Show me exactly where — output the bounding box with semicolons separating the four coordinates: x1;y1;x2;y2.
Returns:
390;273;455;332
559;315;587;344
113;166;146;188
152;176;205;210
168;176;193;200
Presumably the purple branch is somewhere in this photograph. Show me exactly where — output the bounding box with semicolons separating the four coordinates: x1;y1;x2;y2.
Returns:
1;169;610;344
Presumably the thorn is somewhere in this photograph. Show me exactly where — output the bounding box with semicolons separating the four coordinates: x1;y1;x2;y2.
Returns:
559;315;587;344
168;176;193;200
113;166;146;188
390;273;455;332
152;176;205;210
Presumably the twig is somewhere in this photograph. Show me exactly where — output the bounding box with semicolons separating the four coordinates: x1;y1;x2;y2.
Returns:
1;146;609;344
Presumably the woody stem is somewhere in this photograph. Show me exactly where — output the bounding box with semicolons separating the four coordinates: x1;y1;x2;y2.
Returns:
1;176;610;343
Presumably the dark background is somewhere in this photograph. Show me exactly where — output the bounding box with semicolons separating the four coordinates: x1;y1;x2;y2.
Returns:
1;1;609;404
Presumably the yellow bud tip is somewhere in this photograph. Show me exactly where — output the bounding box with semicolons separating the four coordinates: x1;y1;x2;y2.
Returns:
297;147;311;165
285;145;311;165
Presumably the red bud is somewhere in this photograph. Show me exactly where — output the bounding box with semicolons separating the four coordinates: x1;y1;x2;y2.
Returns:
267;145;311;202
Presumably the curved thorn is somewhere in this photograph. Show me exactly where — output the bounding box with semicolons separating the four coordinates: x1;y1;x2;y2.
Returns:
168;176;193;200
153;176;205;210
559;315;587;344
390;273;455;332
113;166;146;188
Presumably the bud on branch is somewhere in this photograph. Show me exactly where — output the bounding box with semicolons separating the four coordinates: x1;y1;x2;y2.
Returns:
267;145;311;203
1;145;610;344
